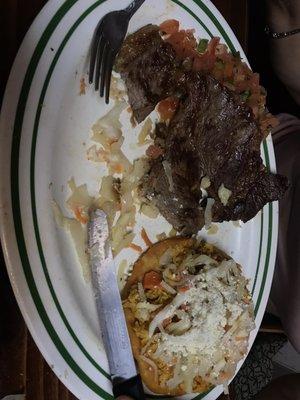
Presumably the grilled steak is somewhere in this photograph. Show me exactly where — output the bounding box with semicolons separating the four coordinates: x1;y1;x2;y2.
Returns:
116;25;288;234
115;25;183;123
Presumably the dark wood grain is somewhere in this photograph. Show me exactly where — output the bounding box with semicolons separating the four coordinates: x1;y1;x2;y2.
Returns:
0;1;248;399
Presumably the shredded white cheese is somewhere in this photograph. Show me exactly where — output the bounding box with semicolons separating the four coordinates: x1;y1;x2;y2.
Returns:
148;257;255;390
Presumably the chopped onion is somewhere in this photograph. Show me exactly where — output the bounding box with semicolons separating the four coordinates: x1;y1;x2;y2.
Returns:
109;139;133;176
136;302;161;322
120;189;134;213
140;203;159;219
162;160;174;191
201;176;211;189
110;75;127;101
160;280;177;294
100;201;117;230
112;210;136;255
138;282;146;301
52;201;90;281
218;183;232;206
91;101;127;150
86;144;106;162
67;178;94;211
204;198;215;229
98;176;119;205
138;118;153;146
130;157;150;185
162;265;182;287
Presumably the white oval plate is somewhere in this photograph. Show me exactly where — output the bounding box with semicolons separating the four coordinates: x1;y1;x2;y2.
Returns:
0;1;278;399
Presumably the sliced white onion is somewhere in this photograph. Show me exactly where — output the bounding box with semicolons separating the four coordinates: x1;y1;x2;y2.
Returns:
165;310;191;335
160;280;177;294
120;190;134;213
181;253;218;269
139;355;158;383
162;160;174;192
204;198;215;229
149;292;189;337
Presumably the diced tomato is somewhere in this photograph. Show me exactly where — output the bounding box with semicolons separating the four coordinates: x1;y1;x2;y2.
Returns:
143;271;162;289
157;97;179;122
159;19;179;35
178;285;190;293
193;52;216;72
146;145;164;159
223;62;234;79
73;206;88;224
165;30;196;59
207;37;220;55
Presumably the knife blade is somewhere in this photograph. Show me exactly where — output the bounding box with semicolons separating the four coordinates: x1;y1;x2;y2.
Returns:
88;209;145;399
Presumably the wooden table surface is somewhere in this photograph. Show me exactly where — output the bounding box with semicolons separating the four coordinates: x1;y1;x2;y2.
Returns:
0;1;248;399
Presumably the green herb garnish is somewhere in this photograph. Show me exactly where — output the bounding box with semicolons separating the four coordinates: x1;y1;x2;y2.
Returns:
197;38;209;53
241;90;251;101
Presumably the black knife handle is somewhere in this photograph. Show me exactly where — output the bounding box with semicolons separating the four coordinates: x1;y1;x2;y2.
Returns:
113;374;145;399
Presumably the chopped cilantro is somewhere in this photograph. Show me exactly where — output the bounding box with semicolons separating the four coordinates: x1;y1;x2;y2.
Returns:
197;38;209;53
241;90;251;101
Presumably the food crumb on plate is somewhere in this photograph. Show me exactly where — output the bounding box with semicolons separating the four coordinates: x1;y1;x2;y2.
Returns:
232;220;242;228
79;77;86;95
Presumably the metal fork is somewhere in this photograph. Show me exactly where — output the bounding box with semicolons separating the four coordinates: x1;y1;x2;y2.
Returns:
89;0;145;104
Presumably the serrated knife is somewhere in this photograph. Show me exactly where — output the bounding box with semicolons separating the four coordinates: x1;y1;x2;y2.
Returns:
88;209;145;399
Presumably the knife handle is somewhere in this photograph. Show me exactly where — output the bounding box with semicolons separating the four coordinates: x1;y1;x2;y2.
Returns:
113;374;145;399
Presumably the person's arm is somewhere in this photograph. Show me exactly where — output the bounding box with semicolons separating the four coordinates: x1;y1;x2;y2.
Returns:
266;0;300;105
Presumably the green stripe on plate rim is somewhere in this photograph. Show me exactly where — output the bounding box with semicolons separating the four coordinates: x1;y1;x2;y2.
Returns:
10;0;273;398
11;1;113;398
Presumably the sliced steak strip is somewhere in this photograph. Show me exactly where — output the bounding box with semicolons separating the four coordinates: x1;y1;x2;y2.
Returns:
115;24;183;123
143;74;288;233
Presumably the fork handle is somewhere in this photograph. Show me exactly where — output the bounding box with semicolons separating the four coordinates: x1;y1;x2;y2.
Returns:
125;0;146;18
